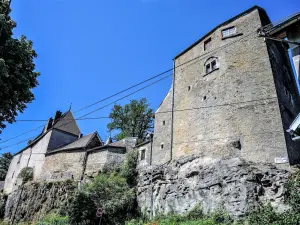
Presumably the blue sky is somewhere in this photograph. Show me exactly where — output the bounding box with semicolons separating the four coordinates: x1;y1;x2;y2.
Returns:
0;0;299;153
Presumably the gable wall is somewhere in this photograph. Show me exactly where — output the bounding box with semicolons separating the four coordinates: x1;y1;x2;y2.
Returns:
47;129;78;152
4;131;52;193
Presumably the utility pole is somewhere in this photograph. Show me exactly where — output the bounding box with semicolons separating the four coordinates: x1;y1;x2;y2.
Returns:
170;60;176;161
148;133;154;220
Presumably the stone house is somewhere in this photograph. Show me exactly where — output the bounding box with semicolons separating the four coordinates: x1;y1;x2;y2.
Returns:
4;110;137;194
137;6;300;167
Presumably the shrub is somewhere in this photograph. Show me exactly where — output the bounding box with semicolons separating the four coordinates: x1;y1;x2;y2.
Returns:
120;149;138;187
285;170;300;211
247;203;300;225
35;213;69;225
18;167;33;183
67;173;136;225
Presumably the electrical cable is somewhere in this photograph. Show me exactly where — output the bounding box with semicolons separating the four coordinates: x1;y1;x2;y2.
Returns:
0;30;258;146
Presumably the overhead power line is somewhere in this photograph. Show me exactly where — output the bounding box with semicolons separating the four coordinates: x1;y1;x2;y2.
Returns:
0;74;172;150
15;117;110;122
0;30;257;146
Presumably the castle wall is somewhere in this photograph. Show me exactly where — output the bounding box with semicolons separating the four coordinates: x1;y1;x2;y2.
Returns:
136;141;151;168
41;150;86;181
152;89;172;165
152;8;289;165
85;148;126;177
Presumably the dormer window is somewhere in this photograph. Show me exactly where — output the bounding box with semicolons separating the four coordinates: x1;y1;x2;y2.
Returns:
204;57;219;76
222;27;236;38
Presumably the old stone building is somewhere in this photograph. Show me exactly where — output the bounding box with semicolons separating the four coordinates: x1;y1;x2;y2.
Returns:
138;6;300;167
4;110;137;193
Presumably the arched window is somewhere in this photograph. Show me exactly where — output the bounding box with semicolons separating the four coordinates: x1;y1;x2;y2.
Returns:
204;57;219;75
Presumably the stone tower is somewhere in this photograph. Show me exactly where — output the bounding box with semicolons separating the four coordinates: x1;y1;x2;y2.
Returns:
151;6;300;166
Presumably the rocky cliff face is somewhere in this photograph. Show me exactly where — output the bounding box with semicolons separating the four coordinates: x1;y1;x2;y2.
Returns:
4;180;76;224
137;156;290;218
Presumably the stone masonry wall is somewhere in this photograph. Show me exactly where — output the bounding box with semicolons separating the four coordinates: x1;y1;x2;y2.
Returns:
152;8;289;166
85;148;126;177
41;150;86;181
137;155;290;218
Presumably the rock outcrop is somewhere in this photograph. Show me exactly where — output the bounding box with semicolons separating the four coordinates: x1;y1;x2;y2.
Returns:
4;180;76;224
137;156;290;218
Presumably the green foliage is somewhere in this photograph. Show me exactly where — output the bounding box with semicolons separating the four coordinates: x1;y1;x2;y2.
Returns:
0;152;12;180
0;193;7;219
186;204;204;220
18;167;33;183
120;149;139;187
0;0;39;134
127;204;233;225
107;98;154;141
67;173;136;225
35;214;69;225
247;203;300;225
285;170;300;211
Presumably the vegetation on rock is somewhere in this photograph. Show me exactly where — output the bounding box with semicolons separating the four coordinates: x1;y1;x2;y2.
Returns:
0;0;39;134
66;150;139;225
18;167;33;183
107;98;154;141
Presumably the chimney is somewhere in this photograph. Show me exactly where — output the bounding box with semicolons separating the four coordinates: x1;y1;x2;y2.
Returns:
105;137;112;145
43;117;53;133
52;110;63;125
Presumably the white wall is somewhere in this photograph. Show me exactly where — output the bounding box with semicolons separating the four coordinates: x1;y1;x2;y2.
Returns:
4;131;52;193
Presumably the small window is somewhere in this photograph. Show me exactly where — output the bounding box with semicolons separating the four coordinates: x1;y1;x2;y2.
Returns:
161;144;164;149
204;38;212;51
204;57;218;75
140;149;146;160
188;86;191;91
162;121;166;125
222;27;236;38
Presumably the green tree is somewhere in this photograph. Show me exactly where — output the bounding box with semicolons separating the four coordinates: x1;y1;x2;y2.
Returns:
107;98;154;141
67;174;136;225
0;152;12;180
0;0;39;134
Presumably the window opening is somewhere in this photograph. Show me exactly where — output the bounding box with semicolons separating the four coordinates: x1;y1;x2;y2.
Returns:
222;27;236;38
140;149;146;160
204;37;212;51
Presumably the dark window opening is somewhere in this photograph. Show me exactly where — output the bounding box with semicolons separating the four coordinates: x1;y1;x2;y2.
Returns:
204;57;218;75
188;86;191;91
206;64;211;74
162;121;166;125
140;149;146;160
161;144;164;149
203;96;207;101
211;60;217;70
204;38;212;51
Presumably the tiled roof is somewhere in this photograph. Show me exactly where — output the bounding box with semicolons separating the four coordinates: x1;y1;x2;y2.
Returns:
55;132;96;151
